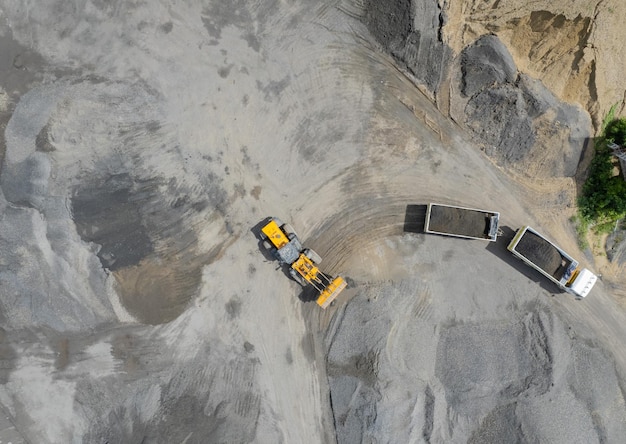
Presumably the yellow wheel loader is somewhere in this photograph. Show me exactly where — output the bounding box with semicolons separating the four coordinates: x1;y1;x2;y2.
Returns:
260;217;347;309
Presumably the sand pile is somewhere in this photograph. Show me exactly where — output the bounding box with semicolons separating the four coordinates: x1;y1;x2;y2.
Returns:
362;2;592;179
451;34;591;178
442;0;626;127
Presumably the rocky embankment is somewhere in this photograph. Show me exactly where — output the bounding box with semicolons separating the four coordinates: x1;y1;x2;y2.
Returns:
364;0;616;179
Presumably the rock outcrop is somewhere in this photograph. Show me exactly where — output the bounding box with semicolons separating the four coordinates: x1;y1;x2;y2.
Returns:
363;1;598;179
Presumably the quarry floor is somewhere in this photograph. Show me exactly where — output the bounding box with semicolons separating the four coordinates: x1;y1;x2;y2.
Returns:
0;1;625;442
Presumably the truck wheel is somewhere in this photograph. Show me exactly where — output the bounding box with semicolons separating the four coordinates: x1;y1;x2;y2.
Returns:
282;223;297;238
289;268;307;286
262;240;272;250
305;249;322;265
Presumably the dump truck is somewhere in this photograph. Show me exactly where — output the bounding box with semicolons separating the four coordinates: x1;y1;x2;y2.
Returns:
424;203;500;241
260;217;347;308
507;226;597;298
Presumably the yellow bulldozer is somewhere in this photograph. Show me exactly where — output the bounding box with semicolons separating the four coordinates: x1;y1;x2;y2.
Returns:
260;217;347;309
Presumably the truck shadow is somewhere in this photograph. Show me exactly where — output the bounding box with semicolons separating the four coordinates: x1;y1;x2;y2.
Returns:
403;204;427;233
486;225;565;296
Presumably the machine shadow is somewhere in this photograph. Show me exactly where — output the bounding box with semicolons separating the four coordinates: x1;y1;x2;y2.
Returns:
485;225;564;296
403;204;427;233
298;286;320;303
250;217;275;261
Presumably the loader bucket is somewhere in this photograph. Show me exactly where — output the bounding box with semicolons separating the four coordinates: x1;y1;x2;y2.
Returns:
316;276;347;309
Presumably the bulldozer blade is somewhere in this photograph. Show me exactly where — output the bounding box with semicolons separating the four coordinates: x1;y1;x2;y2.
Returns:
316;276;347;309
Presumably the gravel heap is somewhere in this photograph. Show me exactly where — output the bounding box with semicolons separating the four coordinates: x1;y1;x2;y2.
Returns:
362;0;591;179
457;35;591;177
363;0;451;95
514;230;568;279
327;276;626;443
427;205;492;238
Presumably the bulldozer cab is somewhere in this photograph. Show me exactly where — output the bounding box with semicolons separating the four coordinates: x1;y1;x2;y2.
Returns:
261;219;290;249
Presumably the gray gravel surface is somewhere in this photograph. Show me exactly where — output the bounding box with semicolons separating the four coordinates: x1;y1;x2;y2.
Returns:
0;1;624;443
326;235;626;443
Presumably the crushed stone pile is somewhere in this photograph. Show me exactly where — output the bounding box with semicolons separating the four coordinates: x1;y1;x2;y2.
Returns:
327;271;626;444
515;231;567;279
427;205;491;238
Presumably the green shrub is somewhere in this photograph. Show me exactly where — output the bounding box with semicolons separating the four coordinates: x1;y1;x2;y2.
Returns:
605;118;626;146
601;103;618;133
578;117;626;227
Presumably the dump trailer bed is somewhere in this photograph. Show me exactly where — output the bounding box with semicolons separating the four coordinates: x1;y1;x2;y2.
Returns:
425;203;500;241
508;226;597;297
508;226;577;286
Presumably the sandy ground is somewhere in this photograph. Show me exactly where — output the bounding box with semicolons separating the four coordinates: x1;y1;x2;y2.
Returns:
0;0;625;443
442;0;626;126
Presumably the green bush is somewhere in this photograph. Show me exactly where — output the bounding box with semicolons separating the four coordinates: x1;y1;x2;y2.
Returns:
605;118;626;146
578;118;626;225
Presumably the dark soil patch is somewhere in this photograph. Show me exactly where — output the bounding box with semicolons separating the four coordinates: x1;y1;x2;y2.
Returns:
363;0;412;50
71;170;229;324
0;32;47;174
71;173;155;271
464;84;535;163
460;34;517;98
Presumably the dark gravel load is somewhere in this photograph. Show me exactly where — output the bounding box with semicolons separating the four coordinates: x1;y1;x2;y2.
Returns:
427;205;494;239
514;231;571;280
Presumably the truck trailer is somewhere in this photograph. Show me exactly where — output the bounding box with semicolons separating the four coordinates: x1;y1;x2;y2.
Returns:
424;203;500;241
507;226;597;298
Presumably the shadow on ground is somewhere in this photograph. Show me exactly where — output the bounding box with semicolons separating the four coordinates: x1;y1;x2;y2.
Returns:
486;225;571;297
403;204;427;233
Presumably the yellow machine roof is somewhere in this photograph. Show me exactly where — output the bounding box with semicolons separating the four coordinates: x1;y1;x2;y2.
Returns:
262;220;289;249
